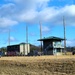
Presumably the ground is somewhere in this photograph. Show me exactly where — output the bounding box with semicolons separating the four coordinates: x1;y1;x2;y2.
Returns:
0;55;75;75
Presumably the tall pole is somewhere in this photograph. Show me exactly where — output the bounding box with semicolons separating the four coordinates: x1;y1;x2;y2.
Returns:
8;29;10;46
63;16;66;55
39;21;42;54
26;25;28;55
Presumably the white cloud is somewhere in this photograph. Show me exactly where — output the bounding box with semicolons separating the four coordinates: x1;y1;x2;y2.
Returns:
17;9;38;22
5;0;49;11
0;3;16;17
0;17;18;28
42;26;50;32
10;36;18;42
0;0;75;27
38;5;75;25
63;5;75;16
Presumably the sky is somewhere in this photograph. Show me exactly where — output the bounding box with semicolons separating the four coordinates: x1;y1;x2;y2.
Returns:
0;0;75;47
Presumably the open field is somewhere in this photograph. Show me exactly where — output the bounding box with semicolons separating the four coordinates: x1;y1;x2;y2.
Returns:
0;55;75;75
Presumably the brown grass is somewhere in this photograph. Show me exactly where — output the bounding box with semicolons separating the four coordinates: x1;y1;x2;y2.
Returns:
0;55;75;75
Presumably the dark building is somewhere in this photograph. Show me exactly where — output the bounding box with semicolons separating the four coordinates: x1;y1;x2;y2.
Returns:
7;43;30;56
38;36;64;55
7;44;19;56
7;43;41;56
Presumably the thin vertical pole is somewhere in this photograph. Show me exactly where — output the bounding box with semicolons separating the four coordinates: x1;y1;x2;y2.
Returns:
63;16;66;55
26;25;28;55
39;21;42;55
8;29;10;46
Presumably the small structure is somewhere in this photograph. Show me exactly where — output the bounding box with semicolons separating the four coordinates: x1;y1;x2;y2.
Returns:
38;36;64;55
7;43;30;56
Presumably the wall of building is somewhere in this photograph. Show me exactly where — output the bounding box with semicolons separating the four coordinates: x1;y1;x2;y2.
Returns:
53;41;63;55
20;44;30;55
7;45;20;56
20;44;24;55
43;40;64;55
25;44;30;55
53;48;63;55
43;40;53;50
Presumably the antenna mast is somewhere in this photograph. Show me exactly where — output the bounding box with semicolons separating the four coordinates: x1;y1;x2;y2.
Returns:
63;16;66;55
39;21;42;54
8;29;10;46
26;25;28;55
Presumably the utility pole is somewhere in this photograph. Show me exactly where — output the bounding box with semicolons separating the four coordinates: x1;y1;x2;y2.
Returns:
63;16;66;55
26;25;28;55
8;29;10;46
39;21;42;55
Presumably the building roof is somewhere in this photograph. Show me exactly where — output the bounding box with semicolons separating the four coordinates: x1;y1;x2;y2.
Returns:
38;36;64;41
7;42;30;47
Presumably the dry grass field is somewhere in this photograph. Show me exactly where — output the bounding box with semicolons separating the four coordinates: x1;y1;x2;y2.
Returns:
0;55;75;75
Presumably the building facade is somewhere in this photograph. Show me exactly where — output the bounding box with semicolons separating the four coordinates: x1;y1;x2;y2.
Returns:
38;36;64;55
7;43;30;56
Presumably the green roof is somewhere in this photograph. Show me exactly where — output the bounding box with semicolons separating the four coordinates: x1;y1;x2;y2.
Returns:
38;36;64;41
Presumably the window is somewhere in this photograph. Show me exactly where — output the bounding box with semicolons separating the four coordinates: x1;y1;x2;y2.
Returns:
57;49;61;52
53;42;61;47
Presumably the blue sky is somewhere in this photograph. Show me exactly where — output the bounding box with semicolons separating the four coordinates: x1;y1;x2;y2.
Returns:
0;0;75;47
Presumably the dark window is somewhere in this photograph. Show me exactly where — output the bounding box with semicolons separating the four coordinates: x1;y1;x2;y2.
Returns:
57;49;61;52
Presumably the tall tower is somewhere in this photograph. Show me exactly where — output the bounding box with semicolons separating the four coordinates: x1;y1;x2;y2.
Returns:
63;16;66;55
8;29;10;46
39;21;42;54
26;25;28;55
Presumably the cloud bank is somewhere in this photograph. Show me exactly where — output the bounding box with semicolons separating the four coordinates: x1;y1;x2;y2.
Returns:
0;0;75;28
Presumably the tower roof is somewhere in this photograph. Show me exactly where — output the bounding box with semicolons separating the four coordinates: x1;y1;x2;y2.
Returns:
38;36;64;41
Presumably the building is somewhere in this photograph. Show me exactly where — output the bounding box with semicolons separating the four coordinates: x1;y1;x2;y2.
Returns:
7;43;30;56
38;36;64;55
